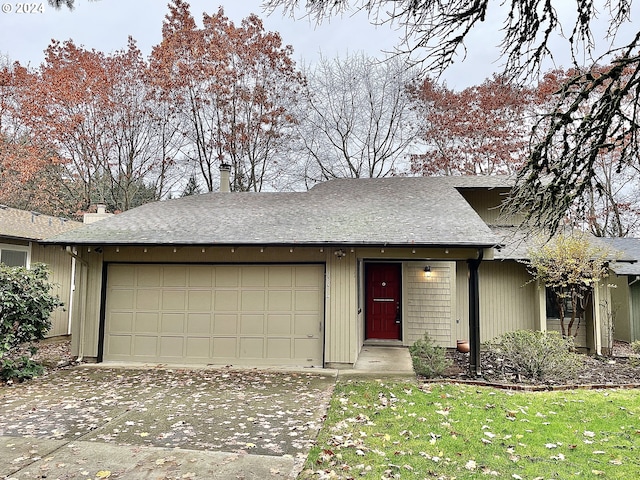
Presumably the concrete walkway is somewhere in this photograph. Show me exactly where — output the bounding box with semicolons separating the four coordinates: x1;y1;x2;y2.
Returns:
338;345;416;381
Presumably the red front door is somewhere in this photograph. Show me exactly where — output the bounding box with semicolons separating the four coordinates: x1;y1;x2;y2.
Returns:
365;263;402;340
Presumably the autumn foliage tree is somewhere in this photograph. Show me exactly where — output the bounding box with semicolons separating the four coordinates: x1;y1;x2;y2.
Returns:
24;39;170;213
150;0;304;192
0;59;69;215
410;75;531;176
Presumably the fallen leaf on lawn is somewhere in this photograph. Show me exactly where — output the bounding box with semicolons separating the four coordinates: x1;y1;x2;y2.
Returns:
465;460;477;471
95;471;111;479
584;431;595;438
139;432;149;437
592;470;605;475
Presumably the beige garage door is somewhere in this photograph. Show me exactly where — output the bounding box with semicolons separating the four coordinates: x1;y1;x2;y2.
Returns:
103;264;324;366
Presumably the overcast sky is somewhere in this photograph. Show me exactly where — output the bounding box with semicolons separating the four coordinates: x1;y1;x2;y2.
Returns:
0;0;635;90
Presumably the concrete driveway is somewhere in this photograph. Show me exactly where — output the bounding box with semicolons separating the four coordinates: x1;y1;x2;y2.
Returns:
0;366;335;479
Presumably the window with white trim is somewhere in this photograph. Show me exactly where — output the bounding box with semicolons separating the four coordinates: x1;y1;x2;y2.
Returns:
0;244;30;268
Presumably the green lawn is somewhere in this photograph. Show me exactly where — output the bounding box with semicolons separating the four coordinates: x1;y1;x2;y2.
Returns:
300;381;640;479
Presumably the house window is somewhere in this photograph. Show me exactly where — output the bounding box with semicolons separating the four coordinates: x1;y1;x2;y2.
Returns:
545;288;574;319
0;245;29;268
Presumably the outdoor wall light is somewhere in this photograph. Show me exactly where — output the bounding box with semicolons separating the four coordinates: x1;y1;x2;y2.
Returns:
424;265;432;277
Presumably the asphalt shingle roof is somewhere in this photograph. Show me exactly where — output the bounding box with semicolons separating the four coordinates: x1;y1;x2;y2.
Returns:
598;238;640;276
44;177;510;248
0;206;82;241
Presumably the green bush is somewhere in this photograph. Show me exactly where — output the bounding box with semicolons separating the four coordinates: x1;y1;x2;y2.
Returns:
409;333;451;378
0;263;62;381
486;330;582;382
631;340;640;355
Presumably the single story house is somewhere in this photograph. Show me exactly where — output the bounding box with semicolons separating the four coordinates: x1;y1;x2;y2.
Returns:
43;175;618;369
0;205;83;337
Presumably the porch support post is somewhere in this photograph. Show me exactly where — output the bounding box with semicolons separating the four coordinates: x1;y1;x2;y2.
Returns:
468;249;484;376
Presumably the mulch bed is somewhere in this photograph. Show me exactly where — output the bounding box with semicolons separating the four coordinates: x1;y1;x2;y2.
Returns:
435;341;640;390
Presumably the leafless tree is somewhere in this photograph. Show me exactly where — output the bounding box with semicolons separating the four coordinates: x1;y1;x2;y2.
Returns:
295;52;420;184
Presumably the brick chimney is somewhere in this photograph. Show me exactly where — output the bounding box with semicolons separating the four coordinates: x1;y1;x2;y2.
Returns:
220;163;231;193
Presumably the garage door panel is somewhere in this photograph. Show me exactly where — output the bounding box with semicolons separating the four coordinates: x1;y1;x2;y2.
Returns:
241;290;265;311
295;290;322;311
109;289;134;309
216;267;239;287
107;335;132;356
109;265;135;287
104;264;324;366
296;268;322;287
186;337;210;358
267;338;291;358
240;337;264;358
188;290;212;310
268;290;292;310
215;290;238;311
267;314;291;334
133;336;158;357
214;314;238;334
241;314;264;335
269;267;293;287
137;290;160;310
294;314;319;336
137;266;161;287
135;312;159;333
295;338;322;360
242;267;266;287
162;290;186;310
189;267;213;287
161;313;185;333
110;312;133;332
187;313;211;334
163;266;187;287
160;336;184;357
213;337;237;357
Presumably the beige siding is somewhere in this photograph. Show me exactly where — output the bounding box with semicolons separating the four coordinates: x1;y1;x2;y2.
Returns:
609;275;631;343
71;250;104;360
478;260;537;342
31;244;75;337
632;283;640;342
325;253;358;365
456;188;520;226
404;262;455;347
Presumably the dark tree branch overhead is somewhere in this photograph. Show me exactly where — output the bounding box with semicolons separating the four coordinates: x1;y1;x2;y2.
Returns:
265;0;640;235
48;0;75;8
264;0;632;78
47;0;100;9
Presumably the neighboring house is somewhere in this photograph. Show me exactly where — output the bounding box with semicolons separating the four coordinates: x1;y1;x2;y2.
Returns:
43;174;618;368
0;205;83;337
598;238;640;344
